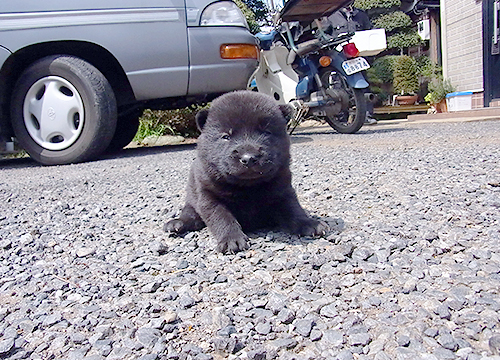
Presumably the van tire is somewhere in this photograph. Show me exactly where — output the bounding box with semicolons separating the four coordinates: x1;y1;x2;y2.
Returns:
10;55;117;165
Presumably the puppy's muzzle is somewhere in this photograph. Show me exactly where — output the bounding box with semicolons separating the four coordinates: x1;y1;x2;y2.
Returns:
239;153;260;167
234;145;263;168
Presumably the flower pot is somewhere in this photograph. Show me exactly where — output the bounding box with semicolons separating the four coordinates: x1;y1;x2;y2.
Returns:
434;98;448;113
396;94;418;105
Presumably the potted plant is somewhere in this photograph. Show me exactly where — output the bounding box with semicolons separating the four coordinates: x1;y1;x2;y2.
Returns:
393;55;419;105
424;78;456;113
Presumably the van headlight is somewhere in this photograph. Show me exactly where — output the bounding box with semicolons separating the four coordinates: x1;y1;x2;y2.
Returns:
200;1;249;28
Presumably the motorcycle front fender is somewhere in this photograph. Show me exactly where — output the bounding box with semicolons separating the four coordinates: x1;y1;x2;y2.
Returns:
344;72;369;89
330;52;369;89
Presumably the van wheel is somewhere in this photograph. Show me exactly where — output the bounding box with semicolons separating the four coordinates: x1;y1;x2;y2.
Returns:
10;55;117;165
106;107;142;152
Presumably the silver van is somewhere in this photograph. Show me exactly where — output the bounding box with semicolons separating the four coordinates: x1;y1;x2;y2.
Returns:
0;1;258;164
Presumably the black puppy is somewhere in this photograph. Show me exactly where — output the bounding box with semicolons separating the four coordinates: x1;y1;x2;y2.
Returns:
164;91;327;253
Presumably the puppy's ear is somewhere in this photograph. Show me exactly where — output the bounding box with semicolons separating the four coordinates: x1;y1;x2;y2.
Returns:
279;104;293;122
195;109;209;131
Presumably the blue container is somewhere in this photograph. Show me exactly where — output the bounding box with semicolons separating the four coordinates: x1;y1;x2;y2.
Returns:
445;91;473;111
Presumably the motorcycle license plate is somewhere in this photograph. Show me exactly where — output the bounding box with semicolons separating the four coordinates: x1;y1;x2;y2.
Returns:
342;57;370;75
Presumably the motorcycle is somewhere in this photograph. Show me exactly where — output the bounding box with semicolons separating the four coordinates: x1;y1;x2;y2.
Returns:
249;0;380;134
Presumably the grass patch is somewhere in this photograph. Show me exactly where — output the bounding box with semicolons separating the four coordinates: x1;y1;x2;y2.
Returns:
134;110;174;143
133;106;207;143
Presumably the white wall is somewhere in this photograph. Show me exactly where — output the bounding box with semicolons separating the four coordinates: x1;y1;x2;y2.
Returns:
440;0;484;92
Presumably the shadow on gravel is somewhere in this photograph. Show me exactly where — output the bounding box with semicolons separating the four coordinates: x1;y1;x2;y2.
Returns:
290;136;314;144
291;128;335;137
293;125;409;137
0;156;38;168
247;216;345;247
358;127;409;135
104;142;197;161
0;142;198;169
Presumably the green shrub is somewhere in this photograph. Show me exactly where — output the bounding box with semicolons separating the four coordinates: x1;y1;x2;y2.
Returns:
417;56;441;81
239;0;269;25
387;29;422;52
234;0;260;34
366;56;398;103
354;0;401;10
373;11;412;32
393;55;419;95
371;55;397;83
424;78;456;104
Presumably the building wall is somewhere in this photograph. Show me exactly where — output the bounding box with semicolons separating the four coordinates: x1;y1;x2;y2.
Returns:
441;0;483;94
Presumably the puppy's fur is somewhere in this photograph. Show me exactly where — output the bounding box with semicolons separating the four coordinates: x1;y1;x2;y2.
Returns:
164;91;327;253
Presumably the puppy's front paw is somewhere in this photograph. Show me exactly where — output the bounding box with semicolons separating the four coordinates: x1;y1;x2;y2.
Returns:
163;219;185;234
298;219;329;237
217;232;249;254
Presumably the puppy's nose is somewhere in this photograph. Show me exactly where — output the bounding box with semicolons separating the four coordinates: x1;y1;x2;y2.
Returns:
239;153;258;167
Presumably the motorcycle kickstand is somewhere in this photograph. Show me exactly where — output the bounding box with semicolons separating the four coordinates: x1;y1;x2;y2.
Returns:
287;100;309;135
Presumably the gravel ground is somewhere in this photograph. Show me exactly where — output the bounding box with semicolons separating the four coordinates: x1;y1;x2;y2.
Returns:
1;119;500;360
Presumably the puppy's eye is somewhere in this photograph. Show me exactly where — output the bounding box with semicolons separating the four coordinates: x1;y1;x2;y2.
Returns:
221;133;231;140
259;121;273;135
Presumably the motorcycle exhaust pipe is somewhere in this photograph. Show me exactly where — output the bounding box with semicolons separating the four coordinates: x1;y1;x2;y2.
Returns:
365;93;376;103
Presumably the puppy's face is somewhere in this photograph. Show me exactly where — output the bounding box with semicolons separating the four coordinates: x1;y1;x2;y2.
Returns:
196;91;292;185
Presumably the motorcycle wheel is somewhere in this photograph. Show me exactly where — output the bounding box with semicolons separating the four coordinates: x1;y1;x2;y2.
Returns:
320;71;366;134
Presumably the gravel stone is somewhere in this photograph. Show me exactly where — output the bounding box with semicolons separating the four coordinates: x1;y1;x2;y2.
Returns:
255;322;272;335
142;281;161;293
178;295;196;309
76;247;96;258
437;333;459;351
424;328;439;338
42;313;62;327
164;311;178;323
336;349;354;360
1;120;500;360
319;303;339;318
321;330;344;347
432;347;457;359
276;308;295;324
266;293;287;314
310;329;323;341
293;318;314;337
435;303;452;320
217;325;236;337
136;328;161;348
268;337;297;352
137;355;158;360
247;349;267;360
348;332;371;346
0;338;15;355
490;335;500;355
396;334;411;347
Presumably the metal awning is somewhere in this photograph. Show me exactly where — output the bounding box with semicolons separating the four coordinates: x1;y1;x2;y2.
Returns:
401;0;440;12
279;0;351;22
